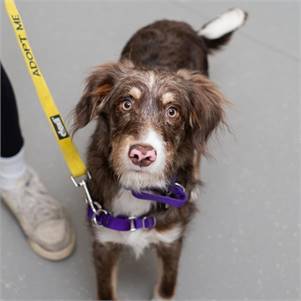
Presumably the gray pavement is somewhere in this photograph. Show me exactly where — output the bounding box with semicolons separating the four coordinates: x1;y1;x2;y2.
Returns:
1;1;300;300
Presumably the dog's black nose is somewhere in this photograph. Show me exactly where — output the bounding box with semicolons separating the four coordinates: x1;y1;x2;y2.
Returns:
128;144;157;167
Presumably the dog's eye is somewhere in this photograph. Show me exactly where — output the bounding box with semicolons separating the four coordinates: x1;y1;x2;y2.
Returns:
166;106;178;118
121;96;133;111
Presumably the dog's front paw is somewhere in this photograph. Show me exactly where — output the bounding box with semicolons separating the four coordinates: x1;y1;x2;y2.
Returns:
152;286;174;301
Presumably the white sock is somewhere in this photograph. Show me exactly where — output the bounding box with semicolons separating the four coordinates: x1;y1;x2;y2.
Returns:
0;147;27;190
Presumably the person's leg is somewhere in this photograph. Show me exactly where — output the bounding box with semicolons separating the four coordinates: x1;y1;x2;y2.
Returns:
1;64;24;158
0;65;75;260
0;65;27;190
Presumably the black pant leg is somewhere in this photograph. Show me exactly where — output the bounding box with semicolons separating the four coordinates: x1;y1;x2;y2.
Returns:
1;64;24;158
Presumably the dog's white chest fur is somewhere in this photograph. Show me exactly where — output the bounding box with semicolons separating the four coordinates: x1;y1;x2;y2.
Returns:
94;189;181;257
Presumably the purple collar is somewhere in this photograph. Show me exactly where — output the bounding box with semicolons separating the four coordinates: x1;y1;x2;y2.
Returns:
131;182;188;208
87;182;187;232
87;206;156;231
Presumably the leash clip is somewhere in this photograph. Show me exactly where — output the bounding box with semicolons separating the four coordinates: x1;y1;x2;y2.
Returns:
92;205;108;226
71;172;109;221
71;172;100;214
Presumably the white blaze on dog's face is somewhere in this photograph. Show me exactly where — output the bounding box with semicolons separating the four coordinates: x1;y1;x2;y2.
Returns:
115;86;166;189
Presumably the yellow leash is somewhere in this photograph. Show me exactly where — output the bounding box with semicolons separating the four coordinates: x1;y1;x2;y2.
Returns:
4;0;87;179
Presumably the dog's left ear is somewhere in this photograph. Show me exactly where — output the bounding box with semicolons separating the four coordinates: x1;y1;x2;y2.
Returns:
72;60;134;134
177;70;226;147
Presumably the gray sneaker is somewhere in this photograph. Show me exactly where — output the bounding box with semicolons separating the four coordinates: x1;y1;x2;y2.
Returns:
1;167;76;261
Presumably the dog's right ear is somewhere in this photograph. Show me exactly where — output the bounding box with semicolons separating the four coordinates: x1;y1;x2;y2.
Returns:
72;60;134;134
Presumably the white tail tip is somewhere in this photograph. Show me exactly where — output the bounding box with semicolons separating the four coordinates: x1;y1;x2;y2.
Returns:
200;8;248;40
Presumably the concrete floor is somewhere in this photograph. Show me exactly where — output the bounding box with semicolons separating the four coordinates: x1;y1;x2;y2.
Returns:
1;1;300;300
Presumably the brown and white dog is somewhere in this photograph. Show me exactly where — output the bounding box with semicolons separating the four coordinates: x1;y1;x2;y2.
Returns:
73;8;247;301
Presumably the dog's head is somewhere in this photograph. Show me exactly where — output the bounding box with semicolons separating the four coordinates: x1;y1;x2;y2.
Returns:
73;60;225;190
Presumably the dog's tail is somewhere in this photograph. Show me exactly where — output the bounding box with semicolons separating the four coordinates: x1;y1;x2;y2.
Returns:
199;8;248;52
